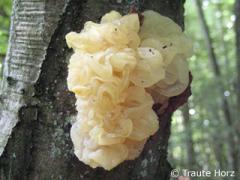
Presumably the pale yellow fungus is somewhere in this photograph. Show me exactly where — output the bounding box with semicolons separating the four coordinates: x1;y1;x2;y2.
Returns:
66;10;192;170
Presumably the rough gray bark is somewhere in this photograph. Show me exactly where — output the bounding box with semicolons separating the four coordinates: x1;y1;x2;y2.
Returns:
195;0;239;176
0;0;69;157
0;0;186;179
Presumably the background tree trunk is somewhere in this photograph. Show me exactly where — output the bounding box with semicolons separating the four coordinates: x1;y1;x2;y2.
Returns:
234;0;240;146
195;0;239;176
235;0;240;116
181;103;196;170
0;0;186;179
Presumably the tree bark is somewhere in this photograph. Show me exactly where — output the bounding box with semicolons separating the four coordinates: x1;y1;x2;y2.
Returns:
0;0;187;179
195;0;239;176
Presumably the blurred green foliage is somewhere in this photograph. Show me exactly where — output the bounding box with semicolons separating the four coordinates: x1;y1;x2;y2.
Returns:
169;0;237;178
0;0;12;73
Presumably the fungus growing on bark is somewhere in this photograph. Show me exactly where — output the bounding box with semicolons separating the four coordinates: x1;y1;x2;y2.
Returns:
66;10;193;170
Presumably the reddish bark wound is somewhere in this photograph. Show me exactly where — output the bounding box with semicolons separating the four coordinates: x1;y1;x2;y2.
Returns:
154;72;193;119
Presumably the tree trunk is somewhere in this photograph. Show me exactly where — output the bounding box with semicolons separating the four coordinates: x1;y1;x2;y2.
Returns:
181;103;196;170
234;0;240;143
212;137;227;170
234;1;240;176
235;0;240;114
195;0;239;175
215;3;230;71
0;0;187;179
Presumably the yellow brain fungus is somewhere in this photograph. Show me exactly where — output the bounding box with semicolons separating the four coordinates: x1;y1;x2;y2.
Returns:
66;10;193;170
